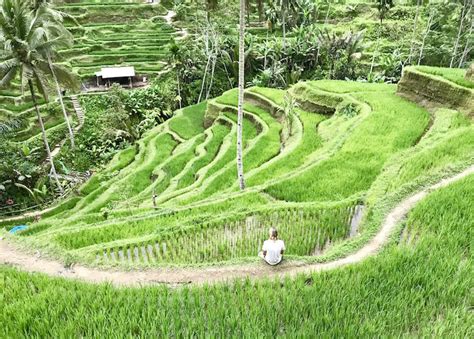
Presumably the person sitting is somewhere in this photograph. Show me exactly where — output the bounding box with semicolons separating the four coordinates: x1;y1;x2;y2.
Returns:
259;227;285;265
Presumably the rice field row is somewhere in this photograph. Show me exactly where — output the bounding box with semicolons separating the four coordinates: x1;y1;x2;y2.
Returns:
58;1;176;79
4;69;472;270
95;202;357;265
0;0;176;148
2;172;472;336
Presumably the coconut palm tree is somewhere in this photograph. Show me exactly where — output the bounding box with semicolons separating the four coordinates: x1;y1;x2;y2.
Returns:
32;1;77;148
278;0;300;49
0;0;73;192
376;0;394;25
237;0;245;190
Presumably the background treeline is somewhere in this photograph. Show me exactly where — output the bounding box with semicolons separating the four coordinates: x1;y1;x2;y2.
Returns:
170;0;472;106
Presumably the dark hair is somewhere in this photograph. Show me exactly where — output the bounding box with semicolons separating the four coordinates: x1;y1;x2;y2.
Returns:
269;227;278;239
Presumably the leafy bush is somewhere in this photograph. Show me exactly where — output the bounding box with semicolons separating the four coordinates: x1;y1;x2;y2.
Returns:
59;80;175;171
336;101;360;118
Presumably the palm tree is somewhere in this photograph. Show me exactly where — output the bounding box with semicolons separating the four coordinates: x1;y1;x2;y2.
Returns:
256;0;264;22
237;0;245;190
32;1;77;148
40;2;75;149
376;0;394;25
278;0;299;49
0;0;67;191
206;0;218;21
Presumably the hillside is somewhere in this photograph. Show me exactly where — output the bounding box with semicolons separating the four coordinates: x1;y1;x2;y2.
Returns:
2;66;473;264
2;65;474;336
1;0;473;336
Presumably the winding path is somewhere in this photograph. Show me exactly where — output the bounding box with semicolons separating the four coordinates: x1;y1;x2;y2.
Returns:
1;165;473;287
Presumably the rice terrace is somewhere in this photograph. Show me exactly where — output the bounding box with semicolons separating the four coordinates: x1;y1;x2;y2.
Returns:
0;0;473;337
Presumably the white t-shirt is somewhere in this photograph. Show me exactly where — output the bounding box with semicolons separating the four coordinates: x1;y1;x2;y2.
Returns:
262;239;285;265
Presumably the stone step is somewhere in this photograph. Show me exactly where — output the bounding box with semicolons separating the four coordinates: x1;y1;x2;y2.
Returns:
71;95;85;125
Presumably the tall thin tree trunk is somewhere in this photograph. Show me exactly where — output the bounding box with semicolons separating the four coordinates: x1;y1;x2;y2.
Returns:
206;55;217;100
417;11;433;66
257;0;264;22
408;0;421;65
315;4;331;66
198;26;211;103
221;59;234;87
282;9;287;49
28;80;63;193
369;26;381;79
198;54;211;103
48;54;75;149
450;0;468;68
459;14;473;67
176;69;182;109
237;0;246;190
246;0;250;24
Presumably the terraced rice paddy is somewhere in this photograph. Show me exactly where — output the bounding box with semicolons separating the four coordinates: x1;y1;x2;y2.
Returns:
0;1;178;145
59;1;176;79
1;23;473;334
3;65;472;273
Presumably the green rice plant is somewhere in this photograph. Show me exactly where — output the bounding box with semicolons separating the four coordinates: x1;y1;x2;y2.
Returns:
172;110;259;206
415;66;474;89
384;128;474;194
141;134;207;199
80;146;137;196
2;173;473;337
245;88;326;187
40;192;270;251
98;202;357;265
176;122;231;189
76;133;177;215
168;102;207;140
190;93;282;200
265;84;430;202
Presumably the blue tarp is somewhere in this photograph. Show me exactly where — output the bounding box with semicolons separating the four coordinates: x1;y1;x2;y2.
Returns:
9;225;28;234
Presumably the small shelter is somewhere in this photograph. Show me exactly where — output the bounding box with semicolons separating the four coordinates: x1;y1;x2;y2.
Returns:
95;66;136;88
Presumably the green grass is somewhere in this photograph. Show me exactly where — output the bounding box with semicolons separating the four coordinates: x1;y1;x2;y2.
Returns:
265;83;430;202
173;105;260;206
169;102;207;140
176;122;231;189
415;66;474;89
98;203;355;266
80;146;138;196
193;91;282;199
392;130;474;183
245;88;326;187
78;132;177;214
148;135;207;197
2;174;472;337
1;0;473;334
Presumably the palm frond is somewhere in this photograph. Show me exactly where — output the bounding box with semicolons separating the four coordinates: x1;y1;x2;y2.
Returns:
0;64;18;87
44;61;79;90
31;66;49;100
0;57;18;72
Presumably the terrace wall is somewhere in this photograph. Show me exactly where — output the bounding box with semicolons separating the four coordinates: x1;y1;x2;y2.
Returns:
398;67;474;118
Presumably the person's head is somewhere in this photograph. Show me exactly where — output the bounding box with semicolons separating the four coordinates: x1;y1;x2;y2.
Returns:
269;227;278;240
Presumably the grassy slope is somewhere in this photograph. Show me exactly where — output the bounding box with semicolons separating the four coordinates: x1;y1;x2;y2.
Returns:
176;122;231;189
200;91;283;197
246;87;325;187
9;77;473;265
169;102;207;140
415;66;474;89
2;174;472;337
265;83;430;202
